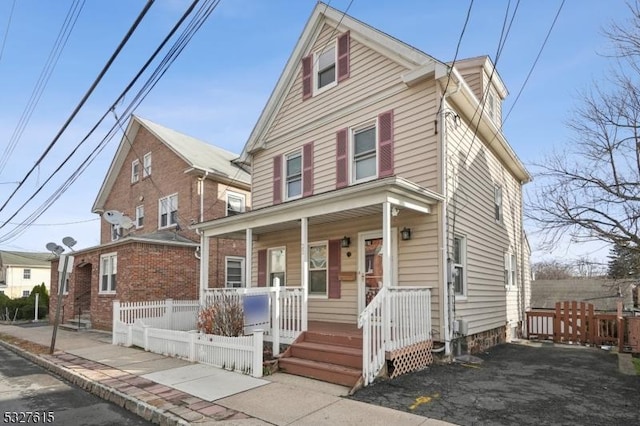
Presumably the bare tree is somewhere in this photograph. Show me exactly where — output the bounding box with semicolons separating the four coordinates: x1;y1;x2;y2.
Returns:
528;2;640;252
532;260;574;280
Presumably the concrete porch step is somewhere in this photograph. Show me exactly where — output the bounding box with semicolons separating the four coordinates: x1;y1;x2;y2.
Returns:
59;318;91;332
278;357;362;388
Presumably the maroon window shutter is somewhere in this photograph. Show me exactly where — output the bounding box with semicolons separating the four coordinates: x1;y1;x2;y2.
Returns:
303;142;314;197
378;110;394;178
302;55;313;100
273;155;282;204
257;249;267;287
328;239;341;299
337;31;350;82
336;129;348;188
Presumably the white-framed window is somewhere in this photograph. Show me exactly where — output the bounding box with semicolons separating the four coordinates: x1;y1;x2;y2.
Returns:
453;235;466;297
225;256;245;288
99;253;117;294
309;242;328;297
505;252;517;288
285;151;302;200
487;92;495;120
131;159;140;183
159;194;178;228
314;44;337;94
494;185;503;224
143;152;152;177
22;290;30;297
226;191;245;216
23;269;31;279
268;247;286;287
351;123;377;183
135;205;144;228
111;224;121;241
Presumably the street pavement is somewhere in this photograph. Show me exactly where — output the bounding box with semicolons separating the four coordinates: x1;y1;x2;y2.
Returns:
0;323;451;425
350;341;640;426
0;344;152;425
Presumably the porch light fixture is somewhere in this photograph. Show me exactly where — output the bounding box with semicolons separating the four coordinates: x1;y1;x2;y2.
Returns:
341;236;351;248
401;227;412;241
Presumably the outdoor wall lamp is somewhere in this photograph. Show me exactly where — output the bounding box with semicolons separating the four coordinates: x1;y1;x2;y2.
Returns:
401;227;412;241
341;236;351;248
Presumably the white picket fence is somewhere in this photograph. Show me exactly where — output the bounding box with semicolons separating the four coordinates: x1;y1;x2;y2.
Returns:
112;298;263;377
113;299;200;333
113;319;263;377
203;286;305;355
358;286;432;386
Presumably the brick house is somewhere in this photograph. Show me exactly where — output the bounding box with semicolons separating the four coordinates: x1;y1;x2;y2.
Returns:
50;115;250;330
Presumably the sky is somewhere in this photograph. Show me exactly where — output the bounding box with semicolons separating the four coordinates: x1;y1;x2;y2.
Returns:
0;0;632;265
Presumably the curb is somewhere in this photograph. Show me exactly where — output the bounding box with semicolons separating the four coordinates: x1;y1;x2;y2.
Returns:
0;340;189;426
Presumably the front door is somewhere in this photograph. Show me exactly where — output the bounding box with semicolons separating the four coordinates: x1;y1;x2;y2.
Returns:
357;229;397;314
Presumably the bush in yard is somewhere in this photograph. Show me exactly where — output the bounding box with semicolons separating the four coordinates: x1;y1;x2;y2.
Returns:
197;294;244;337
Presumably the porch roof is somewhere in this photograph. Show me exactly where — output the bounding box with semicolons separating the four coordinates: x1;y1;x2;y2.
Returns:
194;177;443;238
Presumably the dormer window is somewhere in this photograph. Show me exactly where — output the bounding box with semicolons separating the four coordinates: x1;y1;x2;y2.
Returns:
316;46;336;92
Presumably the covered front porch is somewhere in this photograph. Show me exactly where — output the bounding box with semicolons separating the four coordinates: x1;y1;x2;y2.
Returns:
195;177;444;386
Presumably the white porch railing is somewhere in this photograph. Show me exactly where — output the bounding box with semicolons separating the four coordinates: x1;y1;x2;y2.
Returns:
114;318;263;377
358;286;432;386
203;286;305;355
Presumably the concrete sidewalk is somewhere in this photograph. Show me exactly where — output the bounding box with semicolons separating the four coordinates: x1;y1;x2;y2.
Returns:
0;323;452;425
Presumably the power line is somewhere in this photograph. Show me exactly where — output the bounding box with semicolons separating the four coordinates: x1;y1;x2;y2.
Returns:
0;0;16;66
0;0;155;214
0;0;221;245
437;0;474;116
0;217;98;227
0;0;85;175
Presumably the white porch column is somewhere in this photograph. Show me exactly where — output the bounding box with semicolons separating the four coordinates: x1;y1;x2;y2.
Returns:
382;202;392;288
301;217;309;332
245;228;253;287
199;233;210;303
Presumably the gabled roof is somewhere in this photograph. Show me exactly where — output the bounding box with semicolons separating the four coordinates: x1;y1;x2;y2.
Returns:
92;115;250;213
239;2;447;162
455;55;509;99
236;2;529;183
531;279;636;311
0;251;52;267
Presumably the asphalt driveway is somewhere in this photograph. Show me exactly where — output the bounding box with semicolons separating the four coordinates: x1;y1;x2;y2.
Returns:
350;343;640;425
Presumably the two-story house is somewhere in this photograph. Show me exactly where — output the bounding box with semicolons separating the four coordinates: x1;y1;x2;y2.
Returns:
194;3;531;386
49;115;250;330
0;250;51;298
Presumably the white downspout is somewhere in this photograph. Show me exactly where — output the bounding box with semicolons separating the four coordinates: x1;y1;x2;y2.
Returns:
198;171;209;223
440;73;462;357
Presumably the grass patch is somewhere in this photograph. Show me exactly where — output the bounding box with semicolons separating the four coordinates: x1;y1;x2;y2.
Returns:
633;357;640;375
0;332;50;354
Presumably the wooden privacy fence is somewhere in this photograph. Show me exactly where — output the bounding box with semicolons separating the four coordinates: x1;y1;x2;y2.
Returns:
526;301;625;348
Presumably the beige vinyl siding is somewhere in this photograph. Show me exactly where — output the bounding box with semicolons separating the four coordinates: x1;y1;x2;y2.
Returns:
265;24;407;143
252;80;440;209
445;98;523;336
459;69;482;101
251;212;441;326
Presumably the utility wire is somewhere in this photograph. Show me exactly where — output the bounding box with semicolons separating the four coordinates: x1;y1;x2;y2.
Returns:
0;0;16;66
0;0;220;244
0;0;85;175
0;0;155;214
437;0;474;116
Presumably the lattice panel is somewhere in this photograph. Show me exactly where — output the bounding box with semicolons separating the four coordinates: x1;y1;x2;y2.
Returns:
388;340;433;379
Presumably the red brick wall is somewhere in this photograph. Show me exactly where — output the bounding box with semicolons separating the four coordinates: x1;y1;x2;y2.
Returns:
49;242;200;331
